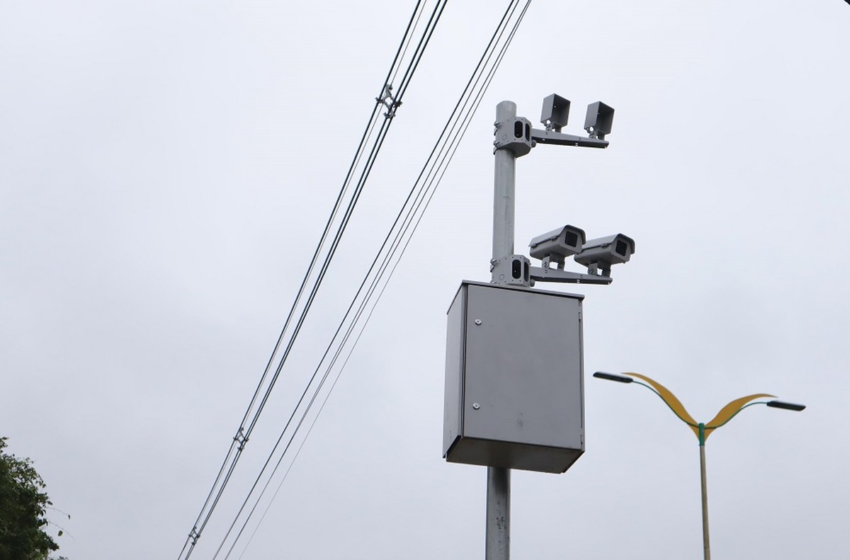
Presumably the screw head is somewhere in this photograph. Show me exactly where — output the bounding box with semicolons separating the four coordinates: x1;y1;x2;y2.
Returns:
474;319;482;326
472;403;480;410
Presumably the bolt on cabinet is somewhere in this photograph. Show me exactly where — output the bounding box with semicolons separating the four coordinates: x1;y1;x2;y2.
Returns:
443;281;585;474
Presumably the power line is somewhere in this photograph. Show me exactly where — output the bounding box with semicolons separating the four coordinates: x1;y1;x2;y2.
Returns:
212;2;533;557
199;4;449;559
179;0;534;555
175;2;433;558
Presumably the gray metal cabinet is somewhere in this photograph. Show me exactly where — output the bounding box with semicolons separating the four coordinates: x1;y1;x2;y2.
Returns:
443;281;585;473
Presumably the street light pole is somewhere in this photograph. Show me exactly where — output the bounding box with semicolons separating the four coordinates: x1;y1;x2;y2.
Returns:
698;423;711;560
593;371;805;560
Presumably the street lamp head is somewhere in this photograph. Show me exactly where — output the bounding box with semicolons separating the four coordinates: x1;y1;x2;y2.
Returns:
593;371;634;383
766;400;806;412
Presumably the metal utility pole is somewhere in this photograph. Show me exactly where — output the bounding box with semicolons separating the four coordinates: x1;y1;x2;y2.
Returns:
486;465;511;560
486;100;517;560
444;94;626;560
485;97;615;560
492;100;518;268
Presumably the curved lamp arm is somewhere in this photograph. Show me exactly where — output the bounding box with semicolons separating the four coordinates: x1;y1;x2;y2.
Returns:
595;371;802;445
620;372;701;439
702;394;776;441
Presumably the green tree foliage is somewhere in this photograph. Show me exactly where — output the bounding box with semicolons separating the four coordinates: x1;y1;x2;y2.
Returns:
0;437;59;560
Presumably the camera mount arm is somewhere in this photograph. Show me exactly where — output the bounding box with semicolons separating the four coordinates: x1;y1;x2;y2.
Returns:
530;128;609;149
529;266;612;285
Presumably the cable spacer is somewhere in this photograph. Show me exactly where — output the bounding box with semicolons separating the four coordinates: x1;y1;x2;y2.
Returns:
377;84;402;119
233;428;249;451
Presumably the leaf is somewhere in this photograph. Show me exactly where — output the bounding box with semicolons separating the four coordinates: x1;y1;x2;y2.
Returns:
58;530;63;537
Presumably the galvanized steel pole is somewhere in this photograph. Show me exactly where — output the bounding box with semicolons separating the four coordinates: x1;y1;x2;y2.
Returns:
486;100;517;560
492;100;517;266
486;466;511;560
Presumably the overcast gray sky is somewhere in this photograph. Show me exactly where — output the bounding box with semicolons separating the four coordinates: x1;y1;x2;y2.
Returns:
2;1;849;559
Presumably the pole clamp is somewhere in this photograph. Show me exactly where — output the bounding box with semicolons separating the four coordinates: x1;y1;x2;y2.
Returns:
493;117;534;157
491;254;532;287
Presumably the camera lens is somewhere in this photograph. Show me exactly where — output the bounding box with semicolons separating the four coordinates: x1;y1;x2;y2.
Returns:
616;240;628;256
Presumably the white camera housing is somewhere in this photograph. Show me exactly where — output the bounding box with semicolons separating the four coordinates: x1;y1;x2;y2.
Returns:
573;233;635;276
529;225;586;268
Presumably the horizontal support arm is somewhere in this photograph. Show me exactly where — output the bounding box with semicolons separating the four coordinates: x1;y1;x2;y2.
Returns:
530;128;609;149
529;266;612;285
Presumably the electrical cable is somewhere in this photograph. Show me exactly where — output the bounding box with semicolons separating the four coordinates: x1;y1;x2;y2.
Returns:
200;3;449;558
210;114;396;560
239;0;446;445
224;0;526;547
178;2;449;559
184;0;531;554
237;0;444;444
175;2;427;558
389;1;427;87
394;0;448;101
212;2;533;557
179;99;385;560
